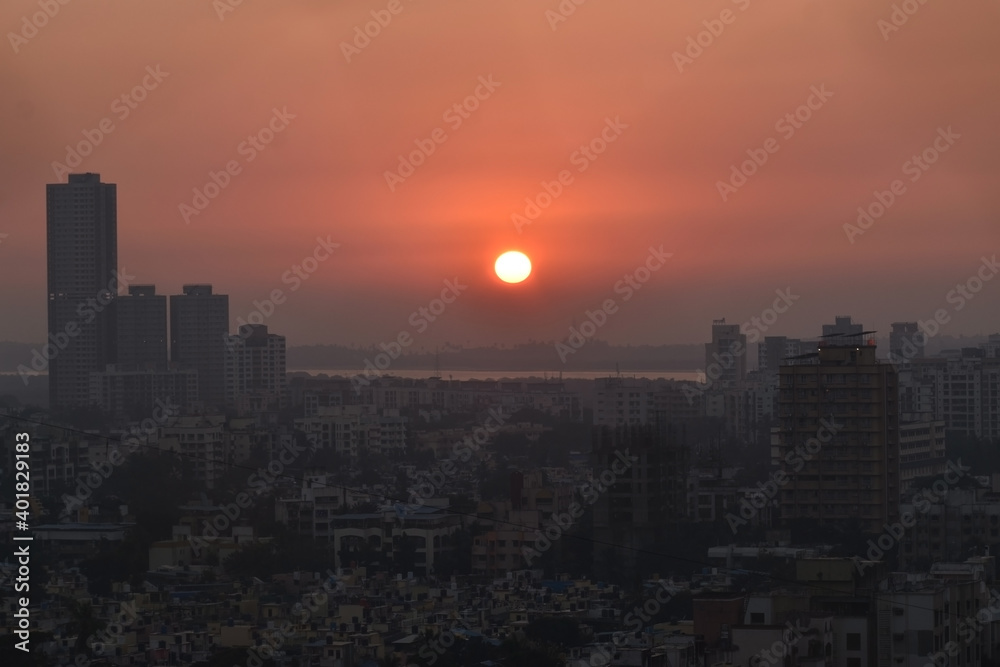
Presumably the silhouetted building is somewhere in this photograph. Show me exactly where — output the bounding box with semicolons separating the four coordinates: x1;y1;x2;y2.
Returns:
117;285;167;369
591;421;688;579
758;336;811;374
821;315;863;340
225;324;287;412
705;318;746;388
889;321;924;365
170;285;228;408
775;341;900;535
46;173;119;409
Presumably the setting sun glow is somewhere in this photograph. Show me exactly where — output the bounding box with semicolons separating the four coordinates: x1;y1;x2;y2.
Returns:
495;251;532;284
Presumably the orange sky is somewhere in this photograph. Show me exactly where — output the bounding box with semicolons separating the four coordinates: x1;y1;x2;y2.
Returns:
1;0;998;347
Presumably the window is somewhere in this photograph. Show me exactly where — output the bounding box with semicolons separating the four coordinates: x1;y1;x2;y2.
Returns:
750;612;764;624
846;633;861;650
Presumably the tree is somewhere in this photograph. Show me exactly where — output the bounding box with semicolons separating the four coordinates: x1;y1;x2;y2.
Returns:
525;617;585;648
433;527;473;577
191;646;275;667
499;632;566;666
63;597;106;658
0;632;52;666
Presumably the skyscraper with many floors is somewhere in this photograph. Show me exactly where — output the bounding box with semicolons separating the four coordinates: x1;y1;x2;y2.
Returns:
117;285;167;370
705;318;747;388
46;173;119;409
170;284;229;409
774;340;900;534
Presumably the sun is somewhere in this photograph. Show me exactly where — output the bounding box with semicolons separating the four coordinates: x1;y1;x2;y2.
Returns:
495;251;532;284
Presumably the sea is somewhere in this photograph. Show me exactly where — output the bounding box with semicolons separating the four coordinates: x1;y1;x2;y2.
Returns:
1;370;705;382
287;369;705;382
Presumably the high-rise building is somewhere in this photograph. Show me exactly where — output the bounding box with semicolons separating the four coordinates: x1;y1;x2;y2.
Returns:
170;285;228;409
225;324;287;412
591;421;689;579
897;345;1000;440
751;337;812;425
705;318;747;389
758;336;810;375
594;376;656;426
46;173;119;409
889;321;924;364
821;315;863;339
117;285;167;370
774;341;900;535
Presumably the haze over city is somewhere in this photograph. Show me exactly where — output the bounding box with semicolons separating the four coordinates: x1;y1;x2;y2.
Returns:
1;0;998;348
5;3;1000;667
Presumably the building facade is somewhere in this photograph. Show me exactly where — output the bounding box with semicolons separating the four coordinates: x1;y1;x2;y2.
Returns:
170;285;229;409
775;342;901;535
117;284;167;370
46;173;119;409
225;324;287;412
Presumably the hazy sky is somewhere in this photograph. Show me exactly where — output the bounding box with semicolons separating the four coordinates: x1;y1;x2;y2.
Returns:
1;0;998;348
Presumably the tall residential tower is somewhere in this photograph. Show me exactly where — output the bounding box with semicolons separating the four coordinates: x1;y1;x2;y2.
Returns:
170;285;229;409
774;340;900;534
117;285;167;369
46;173;119;409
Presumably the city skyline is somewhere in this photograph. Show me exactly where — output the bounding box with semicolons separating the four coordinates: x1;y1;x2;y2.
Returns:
6;4;1000;666
1;1;998;348
14;172;1000;356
